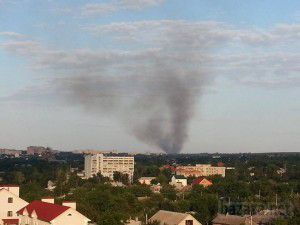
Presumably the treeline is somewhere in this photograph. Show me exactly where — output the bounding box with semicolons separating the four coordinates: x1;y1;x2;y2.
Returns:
0;153;299;225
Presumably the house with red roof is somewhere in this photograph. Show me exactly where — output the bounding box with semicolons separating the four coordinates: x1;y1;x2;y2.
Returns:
192;178;213;188
17;198;91;225
0;185;28;225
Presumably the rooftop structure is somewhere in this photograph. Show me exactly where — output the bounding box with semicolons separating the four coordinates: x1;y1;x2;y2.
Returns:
17;199;90;225
149;210;202;225
212;214;258;225
138;177;156;185
192;178;213;188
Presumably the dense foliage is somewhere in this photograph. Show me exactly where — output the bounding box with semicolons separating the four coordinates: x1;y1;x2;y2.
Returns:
0;152;299;225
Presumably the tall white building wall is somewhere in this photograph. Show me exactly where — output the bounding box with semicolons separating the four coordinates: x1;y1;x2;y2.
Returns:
0;186;28;225
84;154;134;181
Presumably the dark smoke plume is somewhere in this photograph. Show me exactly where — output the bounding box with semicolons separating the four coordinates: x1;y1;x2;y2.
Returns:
59;25;210;154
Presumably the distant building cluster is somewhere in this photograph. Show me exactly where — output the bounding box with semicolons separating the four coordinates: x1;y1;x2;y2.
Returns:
0;149;21;157
26;146;57;156
84;154;134;180
0;146;58;160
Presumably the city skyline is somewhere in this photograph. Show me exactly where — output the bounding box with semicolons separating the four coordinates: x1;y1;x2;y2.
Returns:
0;0;299;153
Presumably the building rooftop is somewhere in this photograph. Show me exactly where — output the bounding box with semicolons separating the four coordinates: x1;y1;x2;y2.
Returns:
212;214;258;225
17;201;70;222
0;184;19;187
149;210;190;225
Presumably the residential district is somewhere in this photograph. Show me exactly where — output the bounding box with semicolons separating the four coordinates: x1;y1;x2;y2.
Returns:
0;146;299;225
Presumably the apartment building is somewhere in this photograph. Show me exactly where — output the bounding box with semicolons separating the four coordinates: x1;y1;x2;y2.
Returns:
84;154;134;180
0;185;28;225
176;164;226;177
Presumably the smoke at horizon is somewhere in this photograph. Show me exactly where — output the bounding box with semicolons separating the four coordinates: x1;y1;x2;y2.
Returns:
58;29;211;154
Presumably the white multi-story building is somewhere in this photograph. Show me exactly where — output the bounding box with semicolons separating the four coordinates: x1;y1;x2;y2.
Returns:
0;185;28;225
84;154;134;180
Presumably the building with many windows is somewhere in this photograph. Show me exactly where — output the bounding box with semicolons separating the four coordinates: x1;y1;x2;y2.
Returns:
176;164;226;177
84;154;134;180
0;185;28;225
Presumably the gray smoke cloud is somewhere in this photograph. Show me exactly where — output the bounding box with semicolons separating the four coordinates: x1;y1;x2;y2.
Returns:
59;56;208;154
55;22;213;154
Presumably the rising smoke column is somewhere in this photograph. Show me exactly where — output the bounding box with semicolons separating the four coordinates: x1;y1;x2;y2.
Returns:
59;22;211;154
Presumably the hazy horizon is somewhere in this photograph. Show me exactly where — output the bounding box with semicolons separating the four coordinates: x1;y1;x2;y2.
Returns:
1;0;299;153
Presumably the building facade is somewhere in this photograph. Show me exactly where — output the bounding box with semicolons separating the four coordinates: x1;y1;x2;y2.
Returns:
176;164;226;177
149;210;202;225
17;199;91;225
138;177;156;185
0;185;28;225
169;176;187;187
84;154;134;180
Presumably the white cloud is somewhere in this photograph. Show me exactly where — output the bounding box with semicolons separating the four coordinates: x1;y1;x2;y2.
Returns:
1;21;300;89
82;0;165;16
82;3;118;16
0;31;26;39
0;40;40;55
120;0;164;9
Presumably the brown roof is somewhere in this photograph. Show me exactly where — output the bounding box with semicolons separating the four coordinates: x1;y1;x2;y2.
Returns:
212;214;258;225
149;210;190;225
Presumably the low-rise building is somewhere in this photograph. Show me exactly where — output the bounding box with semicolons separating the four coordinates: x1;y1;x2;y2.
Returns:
17;199;91;225
138;177;156;185
125;218;142;225
45;180;56;192
252;209;287;225
176;164;226;178
212;214;258;225
213;210;286;225
149;210;202;225
0;185;28;225
150;184;162;193
191;178;212;188
169;176;187;187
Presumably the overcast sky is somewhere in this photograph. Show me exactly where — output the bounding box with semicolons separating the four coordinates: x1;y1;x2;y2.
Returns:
0;0;299;153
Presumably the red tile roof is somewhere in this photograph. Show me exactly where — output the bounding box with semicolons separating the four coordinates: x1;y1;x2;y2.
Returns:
0;185;19;187
17;201;70;222
192;178;212;186
2;219;19;225
160;165;176;172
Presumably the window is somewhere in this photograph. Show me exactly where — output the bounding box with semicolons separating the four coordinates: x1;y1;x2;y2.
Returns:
186;220;193;225
7;211;13;217
8;197;13;203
